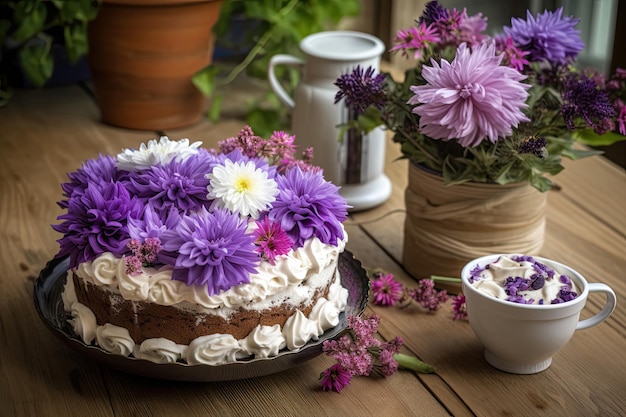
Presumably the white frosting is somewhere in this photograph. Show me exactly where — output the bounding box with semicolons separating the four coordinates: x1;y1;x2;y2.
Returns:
282;310;319;351
471;256;579;304
239;324;286;358
309;298;340;336
62;232;349;365
75;232;346;318
134;338;187;364
187;334;243;366
96;324;135;356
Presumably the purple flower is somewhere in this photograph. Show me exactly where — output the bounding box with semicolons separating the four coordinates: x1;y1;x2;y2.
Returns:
270;167;348;248
320;363;352;393
495;34;530;71
334;65;386;116
519;136;547;158
253;216;293;265
53;181;143;269
504;7;584;65
59;154;124;208
562;78;616;134
160;207;259;295
126;151;215;215
408;42;530;147
370;273;404;306
418;1;447;26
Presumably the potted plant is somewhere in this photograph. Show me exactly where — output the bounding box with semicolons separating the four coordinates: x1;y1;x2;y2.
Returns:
87;0;223;131
0;0;98;106
192;0;360;136
334;1;626;282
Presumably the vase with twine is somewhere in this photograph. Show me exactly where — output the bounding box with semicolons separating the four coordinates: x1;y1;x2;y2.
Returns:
403;162;548;290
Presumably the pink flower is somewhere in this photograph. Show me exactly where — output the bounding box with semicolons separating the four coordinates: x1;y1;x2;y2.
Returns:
320;363;352;392
370;273;404;306
253;217;293;264
408;41;530;147
408;279;448;312
390;22;440;60
451;293;468;321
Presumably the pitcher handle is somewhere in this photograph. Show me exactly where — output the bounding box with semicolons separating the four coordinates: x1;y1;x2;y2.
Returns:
268;54;304;109
576;283;617;330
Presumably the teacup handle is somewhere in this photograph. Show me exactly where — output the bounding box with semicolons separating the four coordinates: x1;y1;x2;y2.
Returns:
576;283;617;330
268;54;304;109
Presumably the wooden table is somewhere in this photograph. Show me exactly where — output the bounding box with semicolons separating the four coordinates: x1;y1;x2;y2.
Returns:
1;84;625;417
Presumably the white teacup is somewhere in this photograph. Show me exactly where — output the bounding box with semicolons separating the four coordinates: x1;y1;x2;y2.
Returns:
461;254;617;374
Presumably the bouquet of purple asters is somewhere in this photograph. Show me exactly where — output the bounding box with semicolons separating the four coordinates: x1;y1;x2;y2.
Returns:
53;126;348;295
334;1;626;191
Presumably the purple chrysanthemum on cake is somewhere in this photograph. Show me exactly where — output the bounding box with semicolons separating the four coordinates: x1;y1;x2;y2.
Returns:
53;181;143;269
504;7;584;65
160;207;259;295
126;151;215;215
270;167;348;248
59;154;124;208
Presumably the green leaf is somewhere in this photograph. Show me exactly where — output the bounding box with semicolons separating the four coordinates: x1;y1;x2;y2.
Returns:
11;0;47;43
572;129;626;146
53;0;99;22
63;25;89;63
18;40;53;87
192;65;220;96
206;94;223;122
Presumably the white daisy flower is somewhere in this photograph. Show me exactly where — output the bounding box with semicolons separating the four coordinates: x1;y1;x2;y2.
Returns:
206;160;278;219
116;136;202;171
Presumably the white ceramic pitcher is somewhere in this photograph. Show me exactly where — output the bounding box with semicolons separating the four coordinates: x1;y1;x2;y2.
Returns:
268;31;391;211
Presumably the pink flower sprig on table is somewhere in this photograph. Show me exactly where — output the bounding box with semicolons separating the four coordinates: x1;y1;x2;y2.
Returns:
320;315;435;393
370;272;404;306
369;270;468;320
409;279;449;312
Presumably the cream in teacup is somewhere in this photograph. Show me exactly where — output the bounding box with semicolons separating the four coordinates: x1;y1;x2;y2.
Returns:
467;255;579;305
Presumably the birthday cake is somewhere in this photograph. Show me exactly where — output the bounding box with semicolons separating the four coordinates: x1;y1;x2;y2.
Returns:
54;127;350;365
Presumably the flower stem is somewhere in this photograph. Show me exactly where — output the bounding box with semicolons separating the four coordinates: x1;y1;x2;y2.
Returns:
394;353;436;374
430;275;462;283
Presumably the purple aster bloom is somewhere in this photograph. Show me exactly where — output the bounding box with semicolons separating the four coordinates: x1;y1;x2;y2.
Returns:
504;7;584;65
320;363;352;393
409;42;530;147
126;151;214;215
562;78;616;134
53;181;143;269
418;1;448;26
334;65;387;116
160;207;259;295
59;154;124;208
270;167;348;248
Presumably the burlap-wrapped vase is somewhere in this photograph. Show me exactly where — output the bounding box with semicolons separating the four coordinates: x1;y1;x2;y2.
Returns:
403;162;548;290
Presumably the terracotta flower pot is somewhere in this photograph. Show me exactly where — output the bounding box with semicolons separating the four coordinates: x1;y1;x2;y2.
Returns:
403;162;548;290
88;0;223;130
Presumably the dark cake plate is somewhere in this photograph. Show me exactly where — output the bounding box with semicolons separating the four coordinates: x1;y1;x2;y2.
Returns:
34;251;370;382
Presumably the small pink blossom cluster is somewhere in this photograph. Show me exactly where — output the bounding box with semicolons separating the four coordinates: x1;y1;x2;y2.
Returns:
369;272;467;320
215;126;317;172
124;237;162;276
320;315;403;392
408;279;449;312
